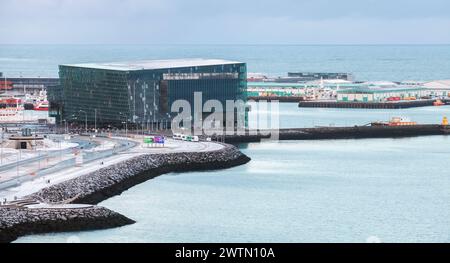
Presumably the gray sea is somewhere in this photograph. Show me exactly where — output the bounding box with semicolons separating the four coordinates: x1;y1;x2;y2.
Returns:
4;45;450;242
1;44;450;81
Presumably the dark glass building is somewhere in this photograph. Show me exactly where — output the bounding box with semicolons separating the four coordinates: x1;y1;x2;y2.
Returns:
49;59;247;129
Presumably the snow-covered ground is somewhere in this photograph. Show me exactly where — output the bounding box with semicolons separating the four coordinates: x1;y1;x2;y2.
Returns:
0;138;224;201
0;139;78;166
0;148;36;165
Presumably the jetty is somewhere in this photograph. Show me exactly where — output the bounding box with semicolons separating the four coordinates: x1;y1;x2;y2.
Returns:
213;124;450;143
298;100;448;109
0;202;134;243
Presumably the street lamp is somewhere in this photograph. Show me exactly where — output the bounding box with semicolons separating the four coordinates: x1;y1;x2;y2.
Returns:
119;112;128;138
79;110;87;133
62;119;69;134
0;125;4;165
94;108;98;133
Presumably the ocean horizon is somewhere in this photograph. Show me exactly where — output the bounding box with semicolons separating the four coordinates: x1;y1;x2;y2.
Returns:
1;44;450;81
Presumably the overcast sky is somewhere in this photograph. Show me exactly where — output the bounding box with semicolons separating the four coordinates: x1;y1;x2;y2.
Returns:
1;0;450;44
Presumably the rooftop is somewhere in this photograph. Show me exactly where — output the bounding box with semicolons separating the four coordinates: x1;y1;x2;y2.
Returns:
424;80;450;90
61;58;243;71
247;81;362;88
337;86;426;94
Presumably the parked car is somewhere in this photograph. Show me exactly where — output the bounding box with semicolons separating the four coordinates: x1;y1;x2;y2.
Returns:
172;133;183;140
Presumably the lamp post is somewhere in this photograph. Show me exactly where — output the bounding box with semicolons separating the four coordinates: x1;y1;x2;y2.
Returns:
0;125;3;165
79;110;87;133
94;108;97;133
124;121;128;138
119;112;128;138
62;119;69;134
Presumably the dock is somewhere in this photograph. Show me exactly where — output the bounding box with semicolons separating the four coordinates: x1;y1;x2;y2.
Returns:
298;99;449;109
247;97;450;108
214;124;450;143
248;96;303;102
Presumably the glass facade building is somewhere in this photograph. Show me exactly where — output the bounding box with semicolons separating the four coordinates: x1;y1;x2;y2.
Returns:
49;59;247;128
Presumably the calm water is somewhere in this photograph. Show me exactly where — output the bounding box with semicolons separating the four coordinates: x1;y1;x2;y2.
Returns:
1;45;450;81
261;103;450;128
8;45;450;242
17;105;450;243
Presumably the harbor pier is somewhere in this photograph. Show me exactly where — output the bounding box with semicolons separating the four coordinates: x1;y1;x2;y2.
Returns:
213;124;450;143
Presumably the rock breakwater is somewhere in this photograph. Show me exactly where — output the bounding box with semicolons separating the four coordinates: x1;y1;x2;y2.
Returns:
0;143;250;243
30;144;250;205
0;205;134;243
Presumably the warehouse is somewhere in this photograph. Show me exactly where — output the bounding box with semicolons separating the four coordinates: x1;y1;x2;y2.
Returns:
336;86;428;102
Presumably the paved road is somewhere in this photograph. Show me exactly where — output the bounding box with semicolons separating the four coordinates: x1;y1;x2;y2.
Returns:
0;135;137;190
0;136;96;173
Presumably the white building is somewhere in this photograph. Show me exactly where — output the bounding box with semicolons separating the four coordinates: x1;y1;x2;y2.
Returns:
337;86;428;102
423;80;450;98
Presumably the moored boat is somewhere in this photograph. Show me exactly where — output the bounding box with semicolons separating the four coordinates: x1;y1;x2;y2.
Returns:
33;101;49;111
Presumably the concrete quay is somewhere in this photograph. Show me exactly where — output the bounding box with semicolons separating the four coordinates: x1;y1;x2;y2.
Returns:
298;99;448;109
213;125;450;143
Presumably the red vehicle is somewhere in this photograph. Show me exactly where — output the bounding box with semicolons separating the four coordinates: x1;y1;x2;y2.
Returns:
0;80;13;90
387;97;401;102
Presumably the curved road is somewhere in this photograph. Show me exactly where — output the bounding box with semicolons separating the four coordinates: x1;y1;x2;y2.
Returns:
0;138;224;200
0;136;97;173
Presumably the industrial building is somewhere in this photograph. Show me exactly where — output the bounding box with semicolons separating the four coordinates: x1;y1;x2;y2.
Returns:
286;72;354;82
247;81;361;100
336;86;428;102
247;72;354;83
0;72;59;96
48;59;247;129
423;80;450;97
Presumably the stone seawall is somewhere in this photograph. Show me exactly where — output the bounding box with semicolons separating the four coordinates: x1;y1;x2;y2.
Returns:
298;100;437;109
30;144;250;205
215;125;450;143
277;125;449;140
0;206;134;243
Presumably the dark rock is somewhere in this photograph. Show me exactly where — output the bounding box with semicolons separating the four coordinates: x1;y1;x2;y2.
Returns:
29;144;250;205
0;206;134;243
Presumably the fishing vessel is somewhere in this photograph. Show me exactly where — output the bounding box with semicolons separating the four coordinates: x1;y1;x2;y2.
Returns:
433;99;445;106
371;117;417;127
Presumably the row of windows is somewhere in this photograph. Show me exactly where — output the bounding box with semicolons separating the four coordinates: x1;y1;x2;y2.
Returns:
54;65;247;124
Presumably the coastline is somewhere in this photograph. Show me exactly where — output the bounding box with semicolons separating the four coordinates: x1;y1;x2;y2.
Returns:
0;205;134;243
2;125;448;243
0;143;251;242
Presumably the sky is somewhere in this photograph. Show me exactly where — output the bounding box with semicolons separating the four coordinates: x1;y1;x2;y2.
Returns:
1;0;450;44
